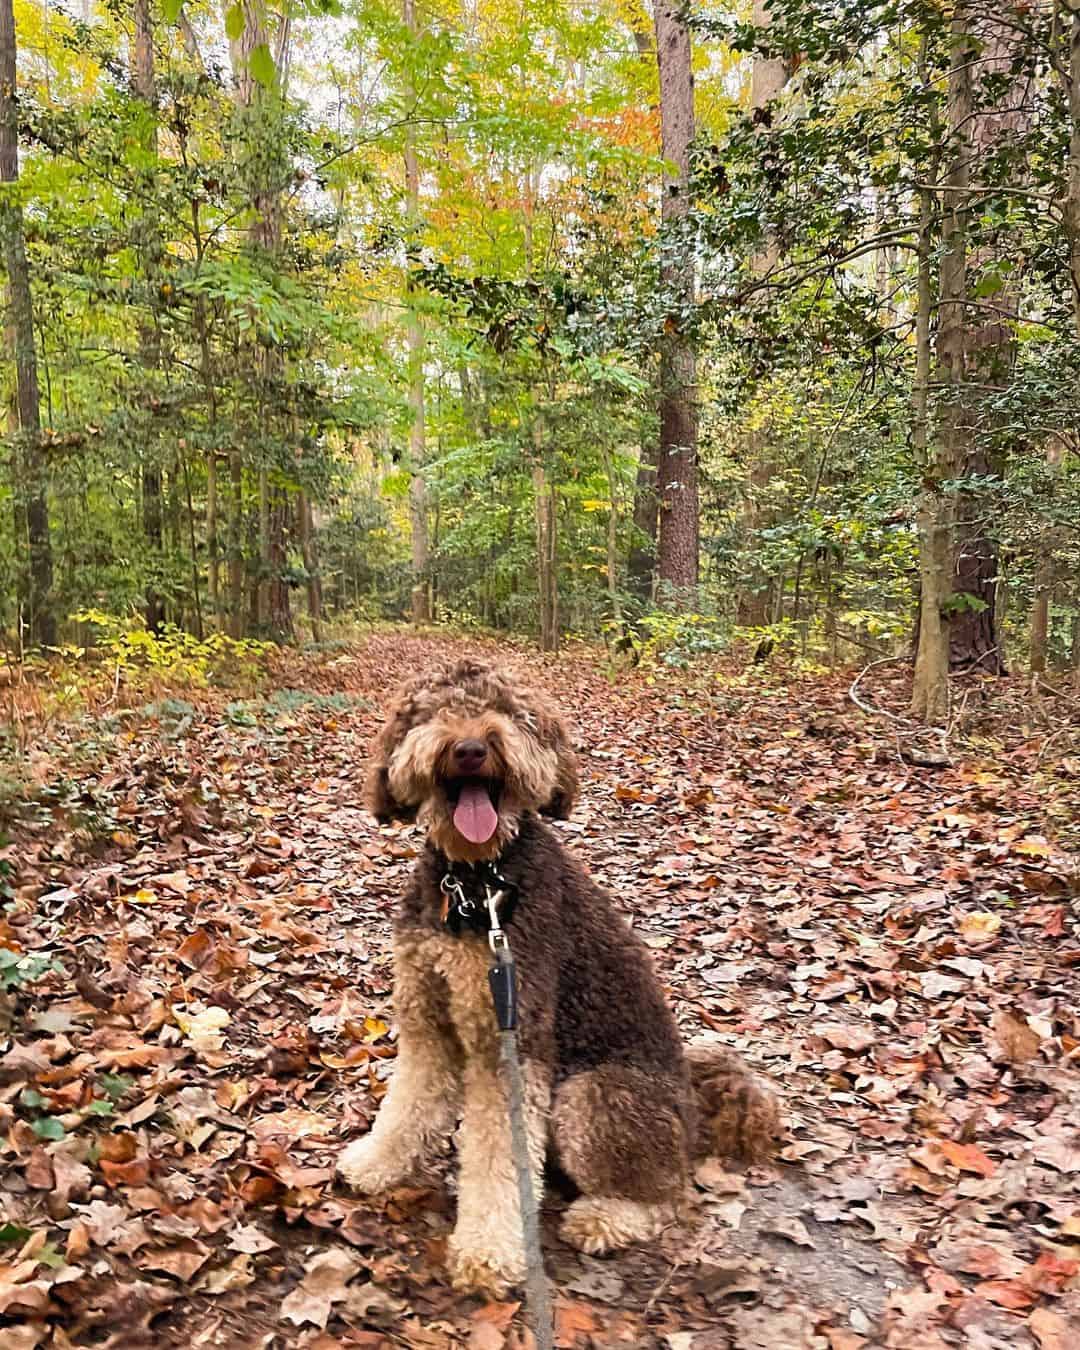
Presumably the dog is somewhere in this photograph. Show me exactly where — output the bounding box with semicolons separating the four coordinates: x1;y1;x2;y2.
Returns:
337;658;779;1295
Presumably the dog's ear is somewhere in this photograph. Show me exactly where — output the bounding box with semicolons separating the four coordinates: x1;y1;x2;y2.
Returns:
363;702;419;823
365;757;416;823
535;706;579;819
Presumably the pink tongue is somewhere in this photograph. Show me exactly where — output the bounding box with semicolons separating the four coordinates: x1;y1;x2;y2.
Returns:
453;784;499;844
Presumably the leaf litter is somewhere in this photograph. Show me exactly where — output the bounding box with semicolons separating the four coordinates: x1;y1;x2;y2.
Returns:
2;634;1079;1347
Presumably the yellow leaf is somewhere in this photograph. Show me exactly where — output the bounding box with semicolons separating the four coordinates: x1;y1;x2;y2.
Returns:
1013;839;1052;858
174;1005;231;1053
960;911;1001;941
362;1016;389;1043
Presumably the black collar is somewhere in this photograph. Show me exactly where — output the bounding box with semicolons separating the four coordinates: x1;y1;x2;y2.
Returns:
438;857;521;937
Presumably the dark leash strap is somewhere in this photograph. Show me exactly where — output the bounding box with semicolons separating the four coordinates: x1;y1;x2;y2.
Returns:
484;890;554;1350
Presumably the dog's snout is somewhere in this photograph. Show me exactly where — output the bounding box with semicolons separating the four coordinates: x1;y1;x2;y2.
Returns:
453;738;488;773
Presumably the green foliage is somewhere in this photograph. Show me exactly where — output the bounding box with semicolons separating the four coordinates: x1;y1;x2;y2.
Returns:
0;949;65;994
70;612;273;688
1;0;1077;670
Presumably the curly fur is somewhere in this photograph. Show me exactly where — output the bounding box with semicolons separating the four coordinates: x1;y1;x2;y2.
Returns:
339;657;780;1296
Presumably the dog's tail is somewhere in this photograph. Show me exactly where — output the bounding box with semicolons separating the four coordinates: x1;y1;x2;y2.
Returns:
686;1041;783;1164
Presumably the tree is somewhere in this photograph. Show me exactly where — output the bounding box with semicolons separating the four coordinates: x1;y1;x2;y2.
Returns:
404;0;430;625
736;0;792;627
132;0;166;633
228;0;292;642
1;0;53;647
653;0;698;593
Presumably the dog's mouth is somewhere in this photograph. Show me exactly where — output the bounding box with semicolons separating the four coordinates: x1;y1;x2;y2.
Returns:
442;776;503;845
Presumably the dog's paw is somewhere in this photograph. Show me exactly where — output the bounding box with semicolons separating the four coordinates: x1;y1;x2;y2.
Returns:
446;1230;525;1297
336;1136;407;1194
560;1196;668;1256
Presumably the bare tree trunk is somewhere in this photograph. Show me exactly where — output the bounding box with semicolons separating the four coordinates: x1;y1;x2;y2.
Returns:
1;0;53;647
257;463;270;627
653;1;698;594
911;31;957;723
298;489;322;640
268;486;293;640
626;438;659;603
228;449;244;637
601;443;622;627
230;0;291;641
132;0;166;633
1061;2;1080;341
403;0;430;624
737;1;791;626
1030;437;1065;673
207;451;219;621
947;9;1029;675
533;452;557;652
625;18;659;607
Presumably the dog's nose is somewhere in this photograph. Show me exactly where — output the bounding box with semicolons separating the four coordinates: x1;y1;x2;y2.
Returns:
453;738;488;774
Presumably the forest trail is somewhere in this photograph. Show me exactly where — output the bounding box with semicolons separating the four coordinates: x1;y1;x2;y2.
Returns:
4;634;1079;1349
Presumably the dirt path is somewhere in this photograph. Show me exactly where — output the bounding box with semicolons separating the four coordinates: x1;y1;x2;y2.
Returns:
3;634;1078;1349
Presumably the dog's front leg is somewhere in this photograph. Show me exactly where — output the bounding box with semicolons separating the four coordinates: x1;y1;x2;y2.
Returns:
338;944;460;1194
446;1055;549;1298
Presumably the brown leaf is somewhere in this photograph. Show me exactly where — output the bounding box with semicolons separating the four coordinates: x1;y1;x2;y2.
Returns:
761;1215;815;1247
469;1324;506;1350
280;1247;362;1330
1029;1308;1070;1350
555;1298;600;1347
989;1011;1042;1064
937;1141;997;1177
976;1279;1038;1311
138;1239;212;1282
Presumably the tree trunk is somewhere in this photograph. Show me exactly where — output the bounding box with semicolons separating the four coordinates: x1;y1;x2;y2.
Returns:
653;1;698;594
626;439;659;604
267;486;293;641
207;451;219;622
1;0;54;647
132;0;166;632
230;0;290;641
737;1;791;626
228;449;244;637
533;458;557;652
403;0;430;624
1061;3;1080;341
946;10;1030;675
298;489;322;640
911;31;954;724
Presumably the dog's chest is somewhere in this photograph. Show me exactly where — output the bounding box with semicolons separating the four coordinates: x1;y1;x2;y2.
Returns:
397;927;497;1055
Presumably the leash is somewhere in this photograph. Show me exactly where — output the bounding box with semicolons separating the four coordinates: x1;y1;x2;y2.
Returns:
484;887;555;1350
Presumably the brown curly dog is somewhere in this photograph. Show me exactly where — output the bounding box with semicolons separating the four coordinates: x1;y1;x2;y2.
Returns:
337;658;780;1296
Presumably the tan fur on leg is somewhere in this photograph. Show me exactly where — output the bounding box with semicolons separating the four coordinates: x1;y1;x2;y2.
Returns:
446;1057;549;1296
337;935;461;1193
560;1195;673;1255
435;934;550;1297
337;1036;459;1192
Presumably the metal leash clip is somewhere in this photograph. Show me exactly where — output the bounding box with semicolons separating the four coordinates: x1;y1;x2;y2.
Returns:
485;886;508;953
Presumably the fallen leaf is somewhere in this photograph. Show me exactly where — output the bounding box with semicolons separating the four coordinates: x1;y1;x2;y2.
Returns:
280;1247;362;1329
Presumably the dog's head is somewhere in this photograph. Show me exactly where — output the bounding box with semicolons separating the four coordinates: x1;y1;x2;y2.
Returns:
365;658;579;862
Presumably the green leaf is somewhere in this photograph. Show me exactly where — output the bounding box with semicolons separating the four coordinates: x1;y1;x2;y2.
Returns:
100;1072;134;1102
87;1099;115;1116
32;1116;65;1141
161;0;185;22
225;4;245;41
249;43;276;89
0;1223;32;1245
